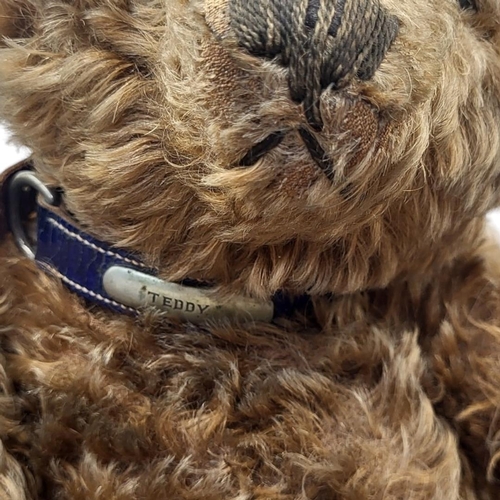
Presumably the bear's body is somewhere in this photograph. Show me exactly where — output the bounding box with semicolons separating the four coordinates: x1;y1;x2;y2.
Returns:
1;0;500;498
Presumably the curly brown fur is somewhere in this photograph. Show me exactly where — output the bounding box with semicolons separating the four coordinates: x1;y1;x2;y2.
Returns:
1;0;500;498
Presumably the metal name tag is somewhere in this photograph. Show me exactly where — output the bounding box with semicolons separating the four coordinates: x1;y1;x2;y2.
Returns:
103;266;274;323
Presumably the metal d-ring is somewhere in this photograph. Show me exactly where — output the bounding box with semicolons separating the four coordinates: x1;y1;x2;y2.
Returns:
8;170;59;260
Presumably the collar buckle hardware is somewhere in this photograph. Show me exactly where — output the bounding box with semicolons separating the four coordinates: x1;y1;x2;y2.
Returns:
8;171;59;260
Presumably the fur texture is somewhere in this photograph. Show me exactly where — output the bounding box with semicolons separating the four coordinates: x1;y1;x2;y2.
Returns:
1;0;500;498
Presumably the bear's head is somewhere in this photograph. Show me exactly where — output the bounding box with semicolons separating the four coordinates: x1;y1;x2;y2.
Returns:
1;0;499;298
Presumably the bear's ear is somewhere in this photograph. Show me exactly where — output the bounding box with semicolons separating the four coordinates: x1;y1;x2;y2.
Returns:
0;0;34;43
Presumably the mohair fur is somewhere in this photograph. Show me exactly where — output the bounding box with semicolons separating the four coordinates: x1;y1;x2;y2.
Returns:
1;0;500;498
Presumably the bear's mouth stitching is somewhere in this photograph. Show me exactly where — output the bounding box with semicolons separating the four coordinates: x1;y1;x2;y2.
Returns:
239;131;286;167
297;127;335;181
239;128;335;181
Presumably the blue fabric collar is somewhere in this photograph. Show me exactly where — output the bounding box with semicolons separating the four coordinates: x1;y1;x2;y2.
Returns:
34;203;310;322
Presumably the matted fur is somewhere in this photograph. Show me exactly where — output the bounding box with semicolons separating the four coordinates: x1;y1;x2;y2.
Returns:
1;0;500;498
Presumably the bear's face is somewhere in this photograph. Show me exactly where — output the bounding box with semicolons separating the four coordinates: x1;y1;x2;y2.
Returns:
1;0;500;296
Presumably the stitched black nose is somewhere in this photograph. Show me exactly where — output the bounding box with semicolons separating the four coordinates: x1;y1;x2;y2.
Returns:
229;0;399;129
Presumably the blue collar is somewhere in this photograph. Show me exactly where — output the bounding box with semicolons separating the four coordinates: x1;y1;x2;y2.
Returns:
6;168;309;323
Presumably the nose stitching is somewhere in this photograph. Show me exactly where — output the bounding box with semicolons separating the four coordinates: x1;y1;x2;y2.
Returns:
229;0;399;129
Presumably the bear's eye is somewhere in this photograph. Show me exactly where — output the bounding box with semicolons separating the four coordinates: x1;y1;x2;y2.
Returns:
458;0;478;11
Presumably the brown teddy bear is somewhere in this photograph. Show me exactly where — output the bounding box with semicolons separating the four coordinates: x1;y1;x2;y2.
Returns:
1;0;500;498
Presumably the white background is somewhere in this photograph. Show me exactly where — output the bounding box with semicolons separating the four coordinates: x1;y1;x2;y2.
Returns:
0;124;30;171
1;123;500;236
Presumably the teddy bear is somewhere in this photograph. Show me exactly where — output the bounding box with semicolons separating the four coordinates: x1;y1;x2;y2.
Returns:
1;0;500;498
